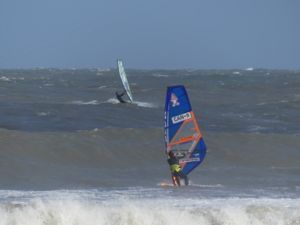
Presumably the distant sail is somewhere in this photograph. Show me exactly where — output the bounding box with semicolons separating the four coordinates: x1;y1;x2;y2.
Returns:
117;59;133;103
164;85;206;175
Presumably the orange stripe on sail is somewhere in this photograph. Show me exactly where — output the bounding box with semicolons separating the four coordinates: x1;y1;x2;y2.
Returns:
168;111;202;147
168;135;196;147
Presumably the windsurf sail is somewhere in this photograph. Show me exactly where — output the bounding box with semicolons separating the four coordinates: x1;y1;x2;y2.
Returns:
117;59;133;103
164;85;206;175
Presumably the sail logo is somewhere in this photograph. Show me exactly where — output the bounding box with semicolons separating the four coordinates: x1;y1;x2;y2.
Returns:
170;93;180;107
172;112;192;124
180;157;200;163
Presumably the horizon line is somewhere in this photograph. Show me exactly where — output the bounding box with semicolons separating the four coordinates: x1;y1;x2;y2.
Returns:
0;67;299;71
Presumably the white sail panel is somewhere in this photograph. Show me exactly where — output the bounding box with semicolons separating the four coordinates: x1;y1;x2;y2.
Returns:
117;60;133;102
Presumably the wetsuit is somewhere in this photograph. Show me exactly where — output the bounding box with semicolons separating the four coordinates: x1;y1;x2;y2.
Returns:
167;155;189;186
115;91;126;103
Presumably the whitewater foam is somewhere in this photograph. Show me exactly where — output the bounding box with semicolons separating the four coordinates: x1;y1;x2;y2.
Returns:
0;189;299;225
106;98;119;104
0;76;11;81
70;100;99;105
36;112;51;116
105;98;157;108
153;73;169;77
133;101;158;108
245;67;254;71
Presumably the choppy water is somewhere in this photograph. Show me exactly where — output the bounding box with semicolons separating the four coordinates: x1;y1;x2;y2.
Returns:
0;68;299;224
1;68;299;133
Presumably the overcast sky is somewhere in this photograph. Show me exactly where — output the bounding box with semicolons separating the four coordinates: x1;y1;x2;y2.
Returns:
0;0;299;69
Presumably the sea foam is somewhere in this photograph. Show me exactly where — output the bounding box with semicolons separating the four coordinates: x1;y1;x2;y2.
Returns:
0;191;299;225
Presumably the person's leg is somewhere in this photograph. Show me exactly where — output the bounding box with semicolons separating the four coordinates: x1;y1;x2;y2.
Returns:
179;172;189;186
172;174;181;186
175;175;181;186
184;176;189;186
171;175;177;186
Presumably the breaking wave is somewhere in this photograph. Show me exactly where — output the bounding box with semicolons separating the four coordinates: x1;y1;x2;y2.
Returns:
0;189;299;225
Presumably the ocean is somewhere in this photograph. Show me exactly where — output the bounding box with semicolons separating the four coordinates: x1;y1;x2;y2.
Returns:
0;68;299;224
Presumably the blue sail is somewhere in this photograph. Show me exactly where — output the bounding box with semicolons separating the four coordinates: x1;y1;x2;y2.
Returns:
164;85;206;175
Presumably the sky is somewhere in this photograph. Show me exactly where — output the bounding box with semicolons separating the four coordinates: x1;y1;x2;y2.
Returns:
0;0;299;69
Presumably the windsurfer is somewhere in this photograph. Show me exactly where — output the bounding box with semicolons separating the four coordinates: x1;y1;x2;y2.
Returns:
115;90;127;103
167;151;189;186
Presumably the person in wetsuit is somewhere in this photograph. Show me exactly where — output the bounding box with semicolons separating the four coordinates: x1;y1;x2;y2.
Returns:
167;151;189;186
115;90;127;103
